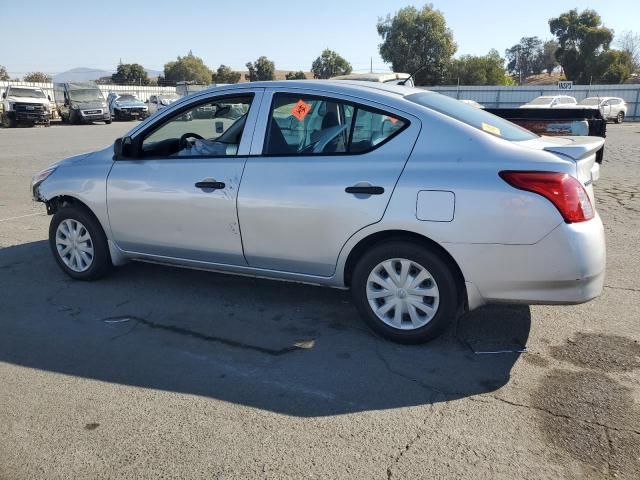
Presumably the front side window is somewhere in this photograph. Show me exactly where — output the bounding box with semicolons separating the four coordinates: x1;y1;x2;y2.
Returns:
140;95;253;158
264;93;406;155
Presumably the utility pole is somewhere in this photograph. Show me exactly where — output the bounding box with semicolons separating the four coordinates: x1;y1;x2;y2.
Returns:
370;57;373;73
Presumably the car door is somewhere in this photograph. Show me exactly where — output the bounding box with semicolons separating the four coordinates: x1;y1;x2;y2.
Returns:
237;89;420;277
107;89;263;265
600;100;612;119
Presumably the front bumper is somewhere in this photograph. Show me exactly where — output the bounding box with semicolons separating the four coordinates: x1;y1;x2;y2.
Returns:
448;214;606;308
114;108;149;120
8;110;50;124
78;109;111;122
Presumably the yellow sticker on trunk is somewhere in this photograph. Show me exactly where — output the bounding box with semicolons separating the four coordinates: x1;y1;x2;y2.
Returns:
481;122;501;136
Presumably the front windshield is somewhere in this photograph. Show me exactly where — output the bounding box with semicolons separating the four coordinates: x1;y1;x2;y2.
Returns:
526;97;554;105
406;92;537;142
578;98;601;106
116;94;138;102
69;89;104;102
9;88;46;98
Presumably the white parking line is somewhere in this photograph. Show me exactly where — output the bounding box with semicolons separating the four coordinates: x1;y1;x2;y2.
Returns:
0;213;45;222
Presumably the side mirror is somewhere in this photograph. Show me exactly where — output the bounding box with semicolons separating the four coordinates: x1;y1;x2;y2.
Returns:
48;95;51;101
1;92;5;99
114;136;135;159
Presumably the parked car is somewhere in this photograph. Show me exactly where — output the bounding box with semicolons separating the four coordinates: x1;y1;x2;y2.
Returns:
106;92;149;121
53;82;111;124
520;95;577;108
1;85;51;127
147;94;179;115
577;97;627;123
32;81;605;344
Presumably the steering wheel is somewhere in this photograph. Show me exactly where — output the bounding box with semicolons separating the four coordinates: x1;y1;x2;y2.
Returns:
179;132;204;149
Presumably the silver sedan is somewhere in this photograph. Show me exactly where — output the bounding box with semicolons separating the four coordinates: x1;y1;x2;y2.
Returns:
31;81;606;343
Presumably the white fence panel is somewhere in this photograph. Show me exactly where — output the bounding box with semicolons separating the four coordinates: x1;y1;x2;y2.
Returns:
425;84;640;120
0;81;177;102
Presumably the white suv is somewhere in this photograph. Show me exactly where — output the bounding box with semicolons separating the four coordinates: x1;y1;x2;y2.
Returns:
578;97;628;123
521;95;578;108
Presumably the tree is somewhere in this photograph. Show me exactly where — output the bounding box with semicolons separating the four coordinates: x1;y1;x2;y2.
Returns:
310;49;352;79
599;50;633;83
164;51;212;84
446;50;509;85
549;9;614;83
505;37;544;82
542;40;560;75
23;72;51;83
245;56;275;82
285;71;307;80
377;4;456;86
111;63;150;85
212;64;241;84
616;31;640;73
0;65;10;81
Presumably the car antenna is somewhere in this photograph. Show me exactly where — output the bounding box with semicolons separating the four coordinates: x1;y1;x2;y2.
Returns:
399;64;428;86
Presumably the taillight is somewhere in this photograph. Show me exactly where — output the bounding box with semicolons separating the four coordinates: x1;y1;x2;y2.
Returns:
499;171;594;223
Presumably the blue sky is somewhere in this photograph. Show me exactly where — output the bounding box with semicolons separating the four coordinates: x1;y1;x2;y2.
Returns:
2;0;637;76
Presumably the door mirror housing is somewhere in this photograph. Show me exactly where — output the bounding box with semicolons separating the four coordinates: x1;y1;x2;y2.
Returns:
48;95;51;101
114;136;135;159
1;92;5;99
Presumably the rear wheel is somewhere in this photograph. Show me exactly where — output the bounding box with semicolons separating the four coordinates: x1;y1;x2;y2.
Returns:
351;241;459;344
49;206;112;280
615;111;624;124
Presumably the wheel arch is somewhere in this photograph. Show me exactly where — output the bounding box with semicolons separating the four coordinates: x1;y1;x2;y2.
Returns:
342;229;468;311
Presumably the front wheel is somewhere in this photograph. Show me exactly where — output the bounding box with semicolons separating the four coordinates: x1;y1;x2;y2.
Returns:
49;206;112;280
2;113;16;128
351;241;459;344
615;111;624;124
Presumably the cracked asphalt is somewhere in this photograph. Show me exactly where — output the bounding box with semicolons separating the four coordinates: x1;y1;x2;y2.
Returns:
1;121;639;479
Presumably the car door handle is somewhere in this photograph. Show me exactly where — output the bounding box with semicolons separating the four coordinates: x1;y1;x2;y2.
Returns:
195;181;225;190
345;185;385;195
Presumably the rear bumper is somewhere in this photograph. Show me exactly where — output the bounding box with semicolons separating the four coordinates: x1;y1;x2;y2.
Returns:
449;214;606;309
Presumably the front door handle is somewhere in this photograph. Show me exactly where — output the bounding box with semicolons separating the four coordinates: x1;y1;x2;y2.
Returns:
195;180;225;190
345;185;385;195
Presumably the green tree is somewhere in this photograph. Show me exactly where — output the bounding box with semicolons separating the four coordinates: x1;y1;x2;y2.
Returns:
164;51;212;84
0;65;10;81
505;37;544;82
111;63;150;85
549;9;614;83
542;40;560;75
23;72;51;83
245;56;275;82
285;71;307;80
377;4;456;86
616;31;640;73
310;49;352;79
446;50;508;85
598;50;633;83
212;64;241;84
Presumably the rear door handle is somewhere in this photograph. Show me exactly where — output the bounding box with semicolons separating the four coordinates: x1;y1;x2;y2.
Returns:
195;180;225;190
345;185;385;195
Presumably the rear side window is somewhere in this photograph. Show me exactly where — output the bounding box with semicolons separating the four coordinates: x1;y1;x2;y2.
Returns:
406;91;537;142
264;93;407;155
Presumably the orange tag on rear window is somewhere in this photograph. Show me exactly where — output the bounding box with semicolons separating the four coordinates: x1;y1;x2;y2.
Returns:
386;115;398;124
291;99;312;121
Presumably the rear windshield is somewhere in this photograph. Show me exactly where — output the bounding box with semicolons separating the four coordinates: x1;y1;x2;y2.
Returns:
406;92;537;141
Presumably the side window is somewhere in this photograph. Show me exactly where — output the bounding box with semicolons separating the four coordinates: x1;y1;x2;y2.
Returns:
264;93;407;156
140;95;253;158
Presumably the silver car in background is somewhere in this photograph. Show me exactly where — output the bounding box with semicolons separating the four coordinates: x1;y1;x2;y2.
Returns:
577;96;628;123
31;81;606;343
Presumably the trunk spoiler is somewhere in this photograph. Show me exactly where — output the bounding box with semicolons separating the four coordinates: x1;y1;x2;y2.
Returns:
542;136;605;161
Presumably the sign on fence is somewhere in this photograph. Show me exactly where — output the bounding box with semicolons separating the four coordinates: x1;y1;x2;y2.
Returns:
558;81;573;90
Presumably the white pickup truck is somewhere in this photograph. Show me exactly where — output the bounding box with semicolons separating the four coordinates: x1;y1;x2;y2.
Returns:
1;85;52;127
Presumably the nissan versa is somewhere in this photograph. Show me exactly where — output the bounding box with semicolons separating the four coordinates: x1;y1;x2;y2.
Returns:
31;81;606;343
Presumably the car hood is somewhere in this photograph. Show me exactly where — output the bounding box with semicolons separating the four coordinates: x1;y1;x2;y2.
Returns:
7;96;49;105
114;100;146;108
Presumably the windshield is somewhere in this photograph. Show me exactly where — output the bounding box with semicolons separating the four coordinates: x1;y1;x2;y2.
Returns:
116;94;138;102
406;92;537;141
69;88;104;102
9;88;46;98
526;97;554;105
578;98;601;106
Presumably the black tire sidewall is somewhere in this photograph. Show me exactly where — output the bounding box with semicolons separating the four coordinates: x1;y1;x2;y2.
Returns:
49;206;111;280
351;241;459;344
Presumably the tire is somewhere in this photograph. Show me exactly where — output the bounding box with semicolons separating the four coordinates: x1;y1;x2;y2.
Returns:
105;119;112;124
2;112;16;128
615;112;624;124
351;241;459;344
49;205;112;281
